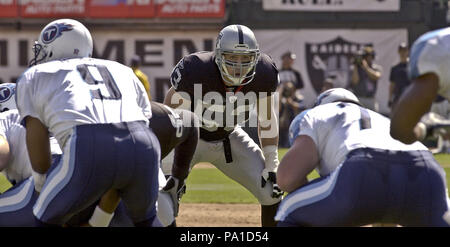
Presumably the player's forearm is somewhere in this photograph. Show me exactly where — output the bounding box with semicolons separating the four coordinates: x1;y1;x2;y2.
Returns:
390;74;438;144
25;117;51;174
172;126;198;180
259;127;278;147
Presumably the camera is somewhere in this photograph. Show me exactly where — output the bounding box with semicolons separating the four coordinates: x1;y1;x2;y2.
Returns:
351;50;364;66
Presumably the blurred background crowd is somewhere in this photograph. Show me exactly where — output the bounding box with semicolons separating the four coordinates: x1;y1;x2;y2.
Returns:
1;0;450;151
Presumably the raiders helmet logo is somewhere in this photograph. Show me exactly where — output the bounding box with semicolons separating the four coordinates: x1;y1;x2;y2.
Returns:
305;37;371;94
41;23;74;45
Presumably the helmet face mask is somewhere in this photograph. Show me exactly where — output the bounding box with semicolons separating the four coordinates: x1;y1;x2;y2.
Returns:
215;25;260;86
29;19;93;67
29;41;47;67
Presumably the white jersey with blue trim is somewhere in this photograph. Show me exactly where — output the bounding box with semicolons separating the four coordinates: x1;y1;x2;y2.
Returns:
0;110;62;183
295;102;428;177
409;27;450;100
16;57;152;149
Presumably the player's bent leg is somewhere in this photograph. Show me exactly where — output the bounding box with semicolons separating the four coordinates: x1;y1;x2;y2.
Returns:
156;168;176;227
212;127;281;226
32;127;119;225
261;202;281;227
119;123;161;226
157;191;175;227
275;163;366;227
0;177;39;226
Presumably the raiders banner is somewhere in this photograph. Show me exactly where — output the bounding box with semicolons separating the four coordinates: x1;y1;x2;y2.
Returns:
263;0;400;12
255;29;407;114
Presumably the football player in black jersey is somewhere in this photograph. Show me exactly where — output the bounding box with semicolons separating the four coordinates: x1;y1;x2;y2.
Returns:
164;24;283;227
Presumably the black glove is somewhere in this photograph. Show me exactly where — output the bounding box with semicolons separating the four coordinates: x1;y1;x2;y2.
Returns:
261;170;284;198
162;176;186;217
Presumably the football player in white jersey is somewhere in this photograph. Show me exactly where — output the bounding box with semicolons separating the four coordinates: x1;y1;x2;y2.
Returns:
276;88;450;226
391;27;450;144
0;83;62;226
16;19;160;226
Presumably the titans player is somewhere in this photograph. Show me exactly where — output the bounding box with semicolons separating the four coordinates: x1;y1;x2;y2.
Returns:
0;95;197;226
16;19;159;226
164;24;282;226
71;101;199;227
0;83;62;226
276;88;450;226
391;27;450;144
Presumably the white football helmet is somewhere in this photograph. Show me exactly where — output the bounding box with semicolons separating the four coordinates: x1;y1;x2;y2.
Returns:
314;88;360;107
215;24;260;86
0;83;16;112
29;19;93;66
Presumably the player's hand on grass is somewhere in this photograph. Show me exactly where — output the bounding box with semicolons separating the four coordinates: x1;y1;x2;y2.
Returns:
261;169;284;198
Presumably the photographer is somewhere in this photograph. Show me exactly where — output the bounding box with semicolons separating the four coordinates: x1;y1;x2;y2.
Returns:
349;46;382;112
388;43;410;110
277;81;304;148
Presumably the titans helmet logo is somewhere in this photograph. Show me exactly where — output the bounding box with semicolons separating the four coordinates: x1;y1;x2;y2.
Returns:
0;86;13;103
41;23;74;45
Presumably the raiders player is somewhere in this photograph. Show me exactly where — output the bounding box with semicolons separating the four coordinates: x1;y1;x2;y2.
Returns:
16;19;159;226
0;83;62;226
391;27;450;144
164;24;282;226
276;88;450;226
79;101;198;227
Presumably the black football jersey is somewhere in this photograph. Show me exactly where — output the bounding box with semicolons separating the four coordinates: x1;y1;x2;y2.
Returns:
170;51;279;141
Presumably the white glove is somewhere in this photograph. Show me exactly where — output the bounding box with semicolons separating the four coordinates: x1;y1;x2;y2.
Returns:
161;176;186;217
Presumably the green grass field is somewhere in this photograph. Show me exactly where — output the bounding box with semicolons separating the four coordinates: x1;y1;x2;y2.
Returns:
1;149;450;204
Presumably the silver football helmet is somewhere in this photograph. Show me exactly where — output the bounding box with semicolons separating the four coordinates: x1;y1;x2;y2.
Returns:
215;24;260;86
0;83;16;112
314;88;360;107
29;19;93;66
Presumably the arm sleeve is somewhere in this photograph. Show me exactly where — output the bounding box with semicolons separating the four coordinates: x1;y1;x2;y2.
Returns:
16;71;40;125
133;70;152;119
296;112;319;149
170;57;192;94
0;115;9;138
409;37;446;83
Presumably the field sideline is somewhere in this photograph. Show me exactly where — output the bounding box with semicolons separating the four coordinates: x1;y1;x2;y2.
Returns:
1;149;450;204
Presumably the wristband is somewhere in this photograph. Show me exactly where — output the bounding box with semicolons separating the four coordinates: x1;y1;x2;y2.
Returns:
262;145;279;172
32;170;46;193
88;206;114;227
